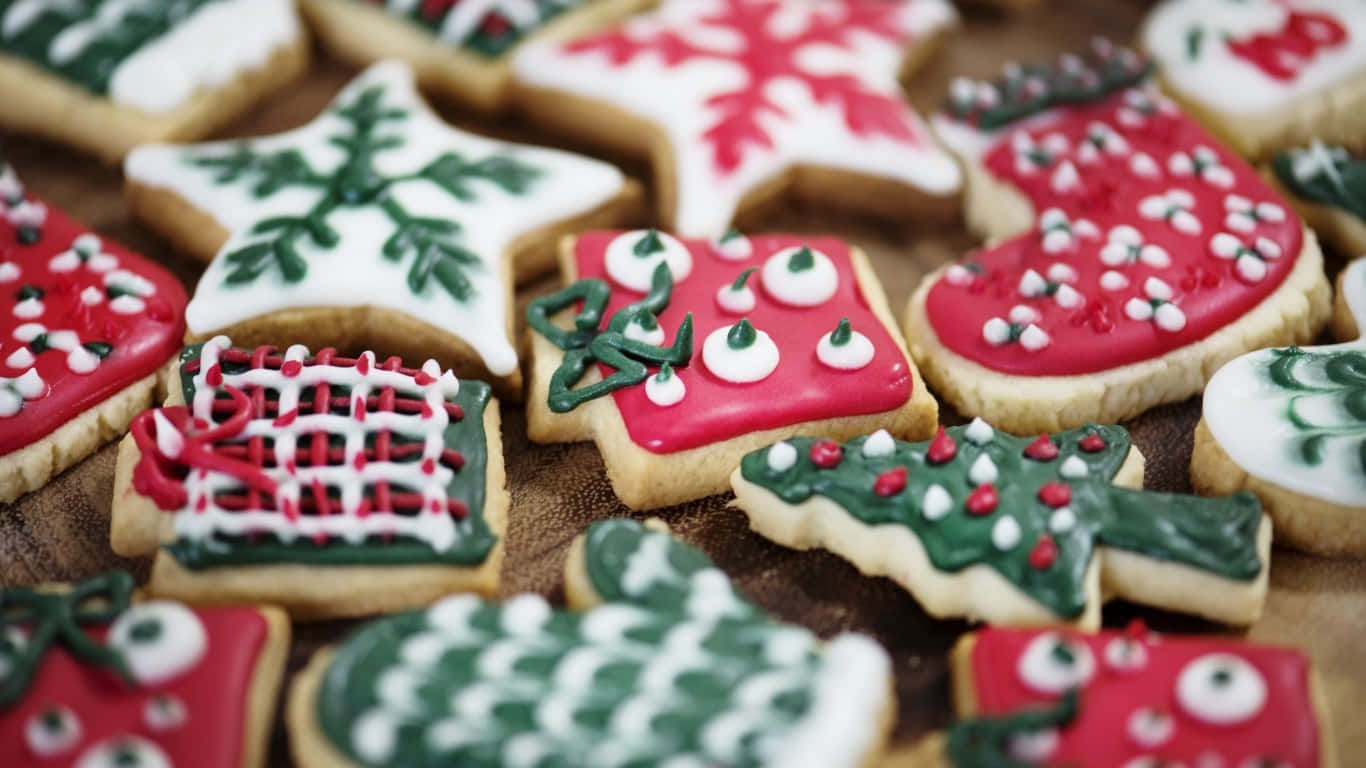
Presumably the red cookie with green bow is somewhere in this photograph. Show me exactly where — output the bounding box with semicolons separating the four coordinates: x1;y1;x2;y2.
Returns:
908;40;1330;434
0;160;187;503
0;571;289;768
526;229;938;510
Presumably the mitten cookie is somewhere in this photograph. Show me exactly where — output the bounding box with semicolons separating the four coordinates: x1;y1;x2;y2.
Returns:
1271;141;1366;255
287;518;895;768
912;41;1329;434
0;0;308;163
1142;0;1366;160
526;229;938;509
302;0;649;114
0;571;290;768
124;61;641;397
0;161;186;504
512;0;962;238
731;420;1270;629
1193;257;1366;557
945;625;1334;767
109;335;507;619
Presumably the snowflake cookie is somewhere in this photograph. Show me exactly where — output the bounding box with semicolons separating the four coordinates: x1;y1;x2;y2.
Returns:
1193;257;1366;557
512;0;962;238
0;160;187;504
945;625;1330;768
1142;0;1366;159
0;571;289;768
525;229;938;510
911;40;1330;434
731;419;1271;629
109;335;508;619
1272;140;1366;255
287;518;895;768
302;0;651;113
0;0;307;162
124;61;639;396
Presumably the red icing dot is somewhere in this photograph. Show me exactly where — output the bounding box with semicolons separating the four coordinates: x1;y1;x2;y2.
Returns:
809;440;843;469
874;467;907;497
926;425;957;464
353;452;366;470
1024;435;1059;461
1029;533;1058;570
281;360;303;377
414;369;437;386
1037;481;1071;508
272;408;297;427
1079;433;1106;452
205;363;223;387
356;354;371;375
965;484;999;516
421;457;436;475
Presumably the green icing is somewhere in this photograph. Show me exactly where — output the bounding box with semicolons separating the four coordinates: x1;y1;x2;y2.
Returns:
0;0;216;95
365;0;583;58
186;82;540;297
526;262;693;413
945;691;1079;768
738;424;1264;619
315;519;862;767
169;343;497;568
727;318;757;349
1265;345;1366;475
1273;142;1366;223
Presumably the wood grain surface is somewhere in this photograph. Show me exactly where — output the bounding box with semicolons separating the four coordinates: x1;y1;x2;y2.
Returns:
2;2;1363;765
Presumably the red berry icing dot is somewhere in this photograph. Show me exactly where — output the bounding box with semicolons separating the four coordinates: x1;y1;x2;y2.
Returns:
874;467;907;497
1029;533;1058;570
1023;434;1059;461
1037;481;1072;508
927;425;957;464
1079;433;1106;452
809;440;843;469
965;484;999;516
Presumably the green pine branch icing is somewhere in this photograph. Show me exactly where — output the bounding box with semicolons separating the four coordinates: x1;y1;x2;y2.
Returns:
945;691;1080;768
315;518;884;767
526;262;694;413
1273;141;1366;222
1265;345;1366;474
738;424;1264;618
185;83;542;299
367;0;585;58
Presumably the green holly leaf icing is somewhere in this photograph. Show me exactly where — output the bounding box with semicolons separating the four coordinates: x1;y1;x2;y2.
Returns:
738;424;1264;618
315;518;888;767
946;691;1079;768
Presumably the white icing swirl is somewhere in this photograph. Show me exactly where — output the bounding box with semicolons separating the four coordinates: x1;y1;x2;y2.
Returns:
605;230;693;293
760;246;838;307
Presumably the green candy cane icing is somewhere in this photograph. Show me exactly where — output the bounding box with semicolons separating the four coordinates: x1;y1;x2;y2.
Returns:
1273;141;1366;223
739;422;1264;619
315;518;892;767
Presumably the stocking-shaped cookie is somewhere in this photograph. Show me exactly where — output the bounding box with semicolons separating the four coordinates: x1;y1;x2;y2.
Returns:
0;571;289;768
0;160;186;503
1272;141;1366;255
512;0;962;238
910;40;1329;434
732;420;1269;629
1194;257;1366;556
944;626;1330;768
110;335;507;619
288;518;894;768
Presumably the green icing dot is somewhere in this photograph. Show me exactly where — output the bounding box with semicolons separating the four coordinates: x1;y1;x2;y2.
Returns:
128;618;162;643
830;318;853;347
633;229;666;258
655;362;675;382
787;246;815;273
727;319;758;350
16;285;42;301
1211;666;1233;686
1050;641;1075;665
83;341;113;359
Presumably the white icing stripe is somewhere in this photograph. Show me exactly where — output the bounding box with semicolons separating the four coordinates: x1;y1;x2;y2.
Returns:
766;634;890;768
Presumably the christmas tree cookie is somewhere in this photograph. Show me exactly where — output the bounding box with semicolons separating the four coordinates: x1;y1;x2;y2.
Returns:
1271;141;1366;255
0;159;187;503
124;61;641;397
302;0;650;114
911;40;1330;434
526;230;938;509
1193;257;1366;557
287;518;895;768
512;0;962;239
1142;0;1366;160
0;0;308;162
944;625;1334;767
731;420;1270;629
109;335;507;619
0;571;290;768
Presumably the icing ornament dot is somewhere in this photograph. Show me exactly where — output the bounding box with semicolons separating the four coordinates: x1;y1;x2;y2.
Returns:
1049;506;1077;533
606;229;694;293
767;441;797;472
964;418;995;445
145;694;189;731
1177;653;1267;725
992;515;1022;550
1059;456;1089;479
965;483;999;515
645;362;686;408
861;429;896;459
817;317;875;371
761;245;838;307
1126;706;1175;748
969;454;999;485
715;267;757;314
702;318;780;384
107;600;208;686
72;735;172;768
25;706;82;756
1008;728;1060;762
623;312;666;346
712;229;753;261
1018;632;1096;693
809;440;842;469
1105;635;1148;672
923;484;952;521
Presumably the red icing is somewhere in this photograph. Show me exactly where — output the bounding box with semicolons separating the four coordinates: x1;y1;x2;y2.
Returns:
0;605;267;767
0;193;186;456
1024;435;1059;461
927;425;957;464
561;0;929;175
809;440;844;469
1028;533;1057;570
1037;481;1071;508
968;627;1322;767
575;232;913;454
1226;9;1349;81
874;466;907;497
926;89;1303;376
966;484;998;515
1079;433;1107;453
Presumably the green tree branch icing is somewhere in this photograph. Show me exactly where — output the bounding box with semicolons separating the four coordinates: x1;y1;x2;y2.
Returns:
1273;142;1366;222
187;84;541;301
1267;346;1366;473
527;262;694;413
0;571;136;708
946;691;1080;768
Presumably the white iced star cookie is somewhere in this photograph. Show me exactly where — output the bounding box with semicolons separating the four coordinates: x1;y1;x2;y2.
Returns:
124;61;640;396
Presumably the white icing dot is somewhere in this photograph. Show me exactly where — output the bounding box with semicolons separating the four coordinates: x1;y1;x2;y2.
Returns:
760;245;838;307
107;601;207;685
982;317;1012;345
702;323;779;384
1100;270;1129;291
80;286;104;305
992;515;1022;551
1154;302;1187;331
12;297;42;319
712;232;752;261
1104;636;1148;672
715;282;756;314
1127;707;1174;748
604;230;693;293
645;369;685;407
144;695;188;731
1053;284;1083;309
945;264;975;286
969;454;999;485
1176;653;1267;725
1017;632;1096;693
1051;160;1081;194
351;709;400;764
1237;254;1267;283
14;368;45;398
1059;455;1089;479
1008;305;1039;324
816;325;874;371
861;429;895;458
1125;298;1155;321
1144;277;1172;301
5;347;34;369
767;441;797;472
0;262;19;282
109;295;147;315
73;737;172;768
1049;506;1077;533
66;347;100;375
1018;324;1050;351
1019;269;1047;297
1130;153;1160;179
25;706;82;756
623;317;665;346
501;594;551;636
964;418;994;445
1008;728;1059;762
922;484;952;521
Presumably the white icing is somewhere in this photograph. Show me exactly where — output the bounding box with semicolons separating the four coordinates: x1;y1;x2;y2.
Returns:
767;441;797;472
605;230;694;293
964;417;994;445
712;232;753;261
816;325;874;370
1176;653;1267;725
1018;324;1050;351
1225;193;1286;233
968;454;998;485
702;323;780;384
144;694;188;731
861;429;895;458
767;634;891;768
715;281;756;314
982;317;1012;345
991;514;1021;550
645;368;686;407
12;297;42;319
512;0;961;237
73;736;171;768
1100;270;1129;291
1016;632;1095;693
1049;506;1077;533
1138;188;1201;235
107;600;207;685
1101;225;1170;268
1104;636;1148;672
922;484;952;520
1008;728;1059;762
0;369;47;417
1126;707;1174;748
760;246;838;307
5;347;34;369
25;706;82;756
125;62;626;378
0;261;18;282
623;317;666;346
7;200;46;229
1050;159;1081;194
1143;0;1366;115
